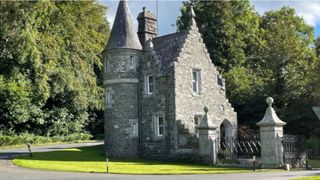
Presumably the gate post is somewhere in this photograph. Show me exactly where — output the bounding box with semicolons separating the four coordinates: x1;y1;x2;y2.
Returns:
197;107;218;165
256;97;286;168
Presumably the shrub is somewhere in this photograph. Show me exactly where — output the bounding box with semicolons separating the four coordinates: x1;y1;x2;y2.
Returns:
307;137;320;156
0;133;93;147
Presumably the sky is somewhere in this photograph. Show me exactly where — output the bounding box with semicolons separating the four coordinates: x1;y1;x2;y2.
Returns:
100;0;320;38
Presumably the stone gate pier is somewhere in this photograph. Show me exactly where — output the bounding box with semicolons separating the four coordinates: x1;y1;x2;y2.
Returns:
197;107;218;165
257;97;286;167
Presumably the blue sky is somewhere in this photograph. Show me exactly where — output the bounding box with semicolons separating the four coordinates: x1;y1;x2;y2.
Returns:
100;0;320;38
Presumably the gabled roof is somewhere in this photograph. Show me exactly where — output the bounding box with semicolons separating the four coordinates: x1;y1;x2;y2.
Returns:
152;31;187;75
105;0;142;50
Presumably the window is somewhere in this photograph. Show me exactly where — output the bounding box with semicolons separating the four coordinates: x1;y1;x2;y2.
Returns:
129;56;134;69
156;116;164;136
194;115;202;133
133;122;138;136
217;75;224;87
192;70;201;94
106;90;112;108
146;75;154;95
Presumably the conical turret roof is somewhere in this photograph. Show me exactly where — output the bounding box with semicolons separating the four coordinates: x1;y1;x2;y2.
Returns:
105;0;142;50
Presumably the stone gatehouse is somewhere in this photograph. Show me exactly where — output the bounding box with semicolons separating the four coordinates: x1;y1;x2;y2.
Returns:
102;0;237;161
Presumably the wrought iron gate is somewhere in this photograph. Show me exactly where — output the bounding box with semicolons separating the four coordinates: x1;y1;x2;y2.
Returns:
282;135;308;168
217;136;261;160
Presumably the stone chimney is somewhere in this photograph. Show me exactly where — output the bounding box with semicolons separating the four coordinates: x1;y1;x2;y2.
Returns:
137;7;157;47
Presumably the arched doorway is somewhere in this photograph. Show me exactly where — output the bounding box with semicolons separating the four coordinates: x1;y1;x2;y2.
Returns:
219;120;234;159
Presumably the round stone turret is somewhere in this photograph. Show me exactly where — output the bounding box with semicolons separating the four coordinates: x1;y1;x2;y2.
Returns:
102;0;142;158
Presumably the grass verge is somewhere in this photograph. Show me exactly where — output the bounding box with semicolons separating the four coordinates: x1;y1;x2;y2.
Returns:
12;145;273;174
295;177;320;180
309;159;320;168
0;140;97;150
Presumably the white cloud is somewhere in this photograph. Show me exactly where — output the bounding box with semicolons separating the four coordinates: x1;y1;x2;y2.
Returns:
251;1;320;26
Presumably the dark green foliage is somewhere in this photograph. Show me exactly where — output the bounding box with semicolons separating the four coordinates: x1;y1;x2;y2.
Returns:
0;1;109;136
177;0;259;71
177;0;265;126
258;7;317;135
307;137;320;156
178;1;320;136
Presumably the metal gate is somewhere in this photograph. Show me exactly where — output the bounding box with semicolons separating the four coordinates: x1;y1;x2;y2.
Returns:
217;135;261;160
282;135;308;168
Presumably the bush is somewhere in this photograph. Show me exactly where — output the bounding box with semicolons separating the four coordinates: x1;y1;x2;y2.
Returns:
307;137;320;156
0;133;93;147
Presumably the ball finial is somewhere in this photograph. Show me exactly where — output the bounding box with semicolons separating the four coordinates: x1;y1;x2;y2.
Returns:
190;6;196;18
266;97;274;107
204;106;209;113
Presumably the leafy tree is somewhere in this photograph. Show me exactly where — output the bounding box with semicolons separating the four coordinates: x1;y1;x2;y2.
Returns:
177;0;265;125
257;7;317;136
0;1;109;136
177;0;260;72
177;2;319;135
316;36;320;57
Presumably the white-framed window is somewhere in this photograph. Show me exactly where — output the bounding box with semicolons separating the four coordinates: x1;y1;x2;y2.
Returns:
133;122;138;136
106;90;112;108
194;115;202;133
192;69;201;94
146;75;154;95
156;116;164;136
129;55;134;69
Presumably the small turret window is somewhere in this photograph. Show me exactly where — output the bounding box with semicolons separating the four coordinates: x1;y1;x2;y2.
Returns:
129;56;134;69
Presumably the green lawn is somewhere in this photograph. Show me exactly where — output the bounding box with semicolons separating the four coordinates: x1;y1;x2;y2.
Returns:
295;175;320;180
293;159;320;180
309;159;320;168
13;145;266;174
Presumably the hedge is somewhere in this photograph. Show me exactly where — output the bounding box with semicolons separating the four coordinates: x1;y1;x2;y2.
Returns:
0;133;92;147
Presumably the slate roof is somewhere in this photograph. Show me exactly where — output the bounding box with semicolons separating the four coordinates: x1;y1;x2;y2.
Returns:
105;0;142;50
152;31;187;75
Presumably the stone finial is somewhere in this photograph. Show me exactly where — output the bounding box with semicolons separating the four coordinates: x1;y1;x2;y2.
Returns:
266;97;274;107
190;6;196;18
256;97;286;126
188;6;197;27
143;7;146;12
204;106;209;113
198;107;216;130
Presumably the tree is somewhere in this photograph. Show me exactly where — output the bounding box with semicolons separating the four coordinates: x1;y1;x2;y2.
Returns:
177;0;265;125
177;0;260;72
0;1;109;135
316;36;320;57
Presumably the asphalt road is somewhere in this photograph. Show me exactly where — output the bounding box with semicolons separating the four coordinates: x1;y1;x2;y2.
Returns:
0;142;319;180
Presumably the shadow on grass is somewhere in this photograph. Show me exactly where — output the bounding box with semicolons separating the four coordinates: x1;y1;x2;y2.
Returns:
14;145;106;162
13;145;252;173
13;145;166;164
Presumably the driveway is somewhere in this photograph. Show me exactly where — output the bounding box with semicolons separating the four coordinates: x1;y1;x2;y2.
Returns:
0;142;319;180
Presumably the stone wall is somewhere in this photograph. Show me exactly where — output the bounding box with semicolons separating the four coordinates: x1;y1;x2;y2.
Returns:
139;49;176;160
103;49;142;158
173;24;237;157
